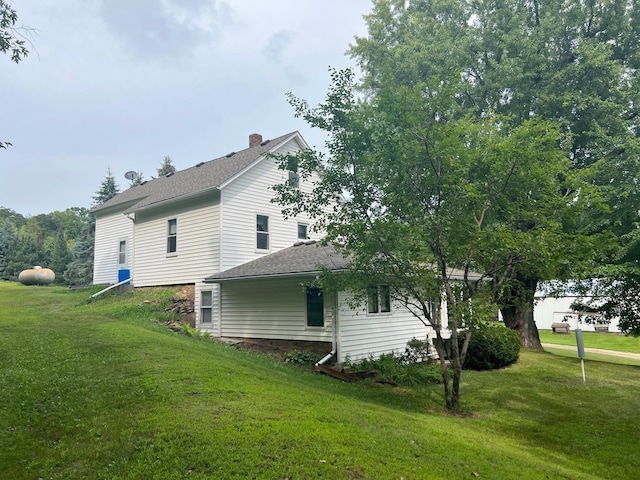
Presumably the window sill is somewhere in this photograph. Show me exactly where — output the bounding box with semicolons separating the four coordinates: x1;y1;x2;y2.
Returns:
166;252;178;258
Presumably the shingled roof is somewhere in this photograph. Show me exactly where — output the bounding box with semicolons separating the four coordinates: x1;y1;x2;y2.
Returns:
93;131;301;214
204;241;485;284
204;241;349;283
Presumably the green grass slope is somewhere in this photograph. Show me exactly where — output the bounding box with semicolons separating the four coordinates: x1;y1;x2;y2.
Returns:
1;282;639;479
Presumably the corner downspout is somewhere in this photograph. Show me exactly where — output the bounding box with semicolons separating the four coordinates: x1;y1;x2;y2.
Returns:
315;289;339;367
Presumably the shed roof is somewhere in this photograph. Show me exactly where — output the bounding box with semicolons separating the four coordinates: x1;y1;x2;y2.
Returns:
93;131;301;214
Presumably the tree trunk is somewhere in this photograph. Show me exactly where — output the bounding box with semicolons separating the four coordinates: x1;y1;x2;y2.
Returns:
501;275;543;350
432;335;458;411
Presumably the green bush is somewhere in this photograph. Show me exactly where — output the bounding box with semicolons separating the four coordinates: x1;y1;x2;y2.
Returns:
284;349;323;366
464;322;520;370
345;342;442;387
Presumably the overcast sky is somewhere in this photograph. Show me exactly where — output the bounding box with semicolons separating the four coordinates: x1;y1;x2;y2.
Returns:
1;0;371;216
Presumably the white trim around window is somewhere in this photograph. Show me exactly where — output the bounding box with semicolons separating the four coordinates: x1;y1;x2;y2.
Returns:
200;290;213;325
117;239;127;266
256;214;269;251
167;218;177;255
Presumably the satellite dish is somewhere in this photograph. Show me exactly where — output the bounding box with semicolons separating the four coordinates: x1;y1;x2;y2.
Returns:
124;171;137;181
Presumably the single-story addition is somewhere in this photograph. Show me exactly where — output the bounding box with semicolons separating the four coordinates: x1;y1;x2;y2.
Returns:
195;241;448;364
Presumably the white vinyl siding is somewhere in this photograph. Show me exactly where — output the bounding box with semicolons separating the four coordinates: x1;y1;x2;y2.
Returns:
336;290;433;363
216;278;333;342
219;137;321;271
93;212;133;284
133;195;220;286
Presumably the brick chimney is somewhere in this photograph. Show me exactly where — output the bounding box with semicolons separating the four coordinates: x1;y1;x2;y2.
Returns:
249;133;262;148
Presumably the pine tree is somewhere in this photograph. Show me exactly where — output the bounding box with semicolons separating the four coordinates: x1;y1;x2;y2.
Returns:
49;228;70;283
2;235;45;281
92;168;120;206
157;155;176;177
64;217;95;285
129;170;145;187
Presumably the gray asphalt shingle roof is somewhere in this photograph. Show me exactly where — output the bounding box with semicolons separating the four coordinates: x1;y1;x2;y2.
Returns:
204;241;349;282
93;131;299;214
204;241;485;284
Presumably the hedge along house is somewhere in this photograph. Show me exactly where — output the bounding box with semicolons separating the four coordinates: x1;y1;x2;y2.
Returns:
92;132;322;293
197;241;477;364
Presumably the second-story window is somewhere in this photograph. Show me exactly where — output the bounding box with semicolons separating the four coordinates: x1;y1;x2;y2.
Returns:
288;159;299;189
167;218;177;253
297;223;308;240
256;214;269;250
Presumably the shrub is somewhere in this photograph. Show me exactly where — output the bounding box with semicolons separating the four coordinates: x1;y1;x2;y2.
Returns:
284;349;323;366
464;322;520;370
344;340;442;386
401;337;431;364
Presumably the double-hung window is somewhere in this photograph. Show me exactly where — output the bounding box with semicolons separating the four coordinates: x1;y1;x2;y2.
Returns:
368;285;391;314
167;219;177;254
118;240;126;265
256;214;269;250
200;291;212;325
288;159;299;189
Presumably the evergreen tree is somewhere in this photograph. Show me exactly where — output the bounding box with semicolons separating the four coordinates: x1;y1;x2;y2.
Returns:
92;168;120;207
130;170;145;187
2;235;45;281
157;155;176;177
49;227;70;283
64;217;95;286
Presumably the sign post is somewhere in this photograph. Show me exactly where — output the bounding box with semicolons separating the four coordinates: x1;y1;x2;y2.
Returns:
575;328;586;383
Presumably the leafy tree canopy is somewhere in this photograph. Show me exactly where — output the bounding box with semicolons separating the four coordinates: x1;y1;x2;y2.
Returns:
0;0;29;63
348;0;640;346
274;67;577;410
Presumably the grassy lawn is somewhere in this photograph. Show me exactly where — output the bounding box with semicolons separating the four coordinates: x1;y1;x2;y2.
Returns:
1;282;639;479
539;329;640;353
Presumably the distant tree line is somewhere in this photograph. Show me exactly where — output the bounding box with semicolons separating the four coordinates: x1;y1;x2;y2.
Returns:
1;158;177;285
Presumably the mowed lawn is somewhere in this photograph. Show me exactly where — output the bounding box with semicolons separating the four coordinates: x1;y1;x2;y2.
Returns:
1;283;639;479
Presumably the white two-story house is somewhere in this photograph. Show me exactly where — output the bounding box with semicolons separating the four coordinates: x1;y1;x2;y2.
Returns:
93;131;437;363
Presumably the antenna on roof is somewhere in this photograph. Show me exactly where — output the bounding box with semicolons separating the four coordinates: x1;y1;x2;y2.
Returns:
124;171;137;181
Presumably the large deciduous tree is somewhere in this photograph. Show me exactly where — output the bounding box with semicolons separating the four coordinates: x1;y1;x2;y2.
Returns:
274;68;574;411
349;0;640;347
